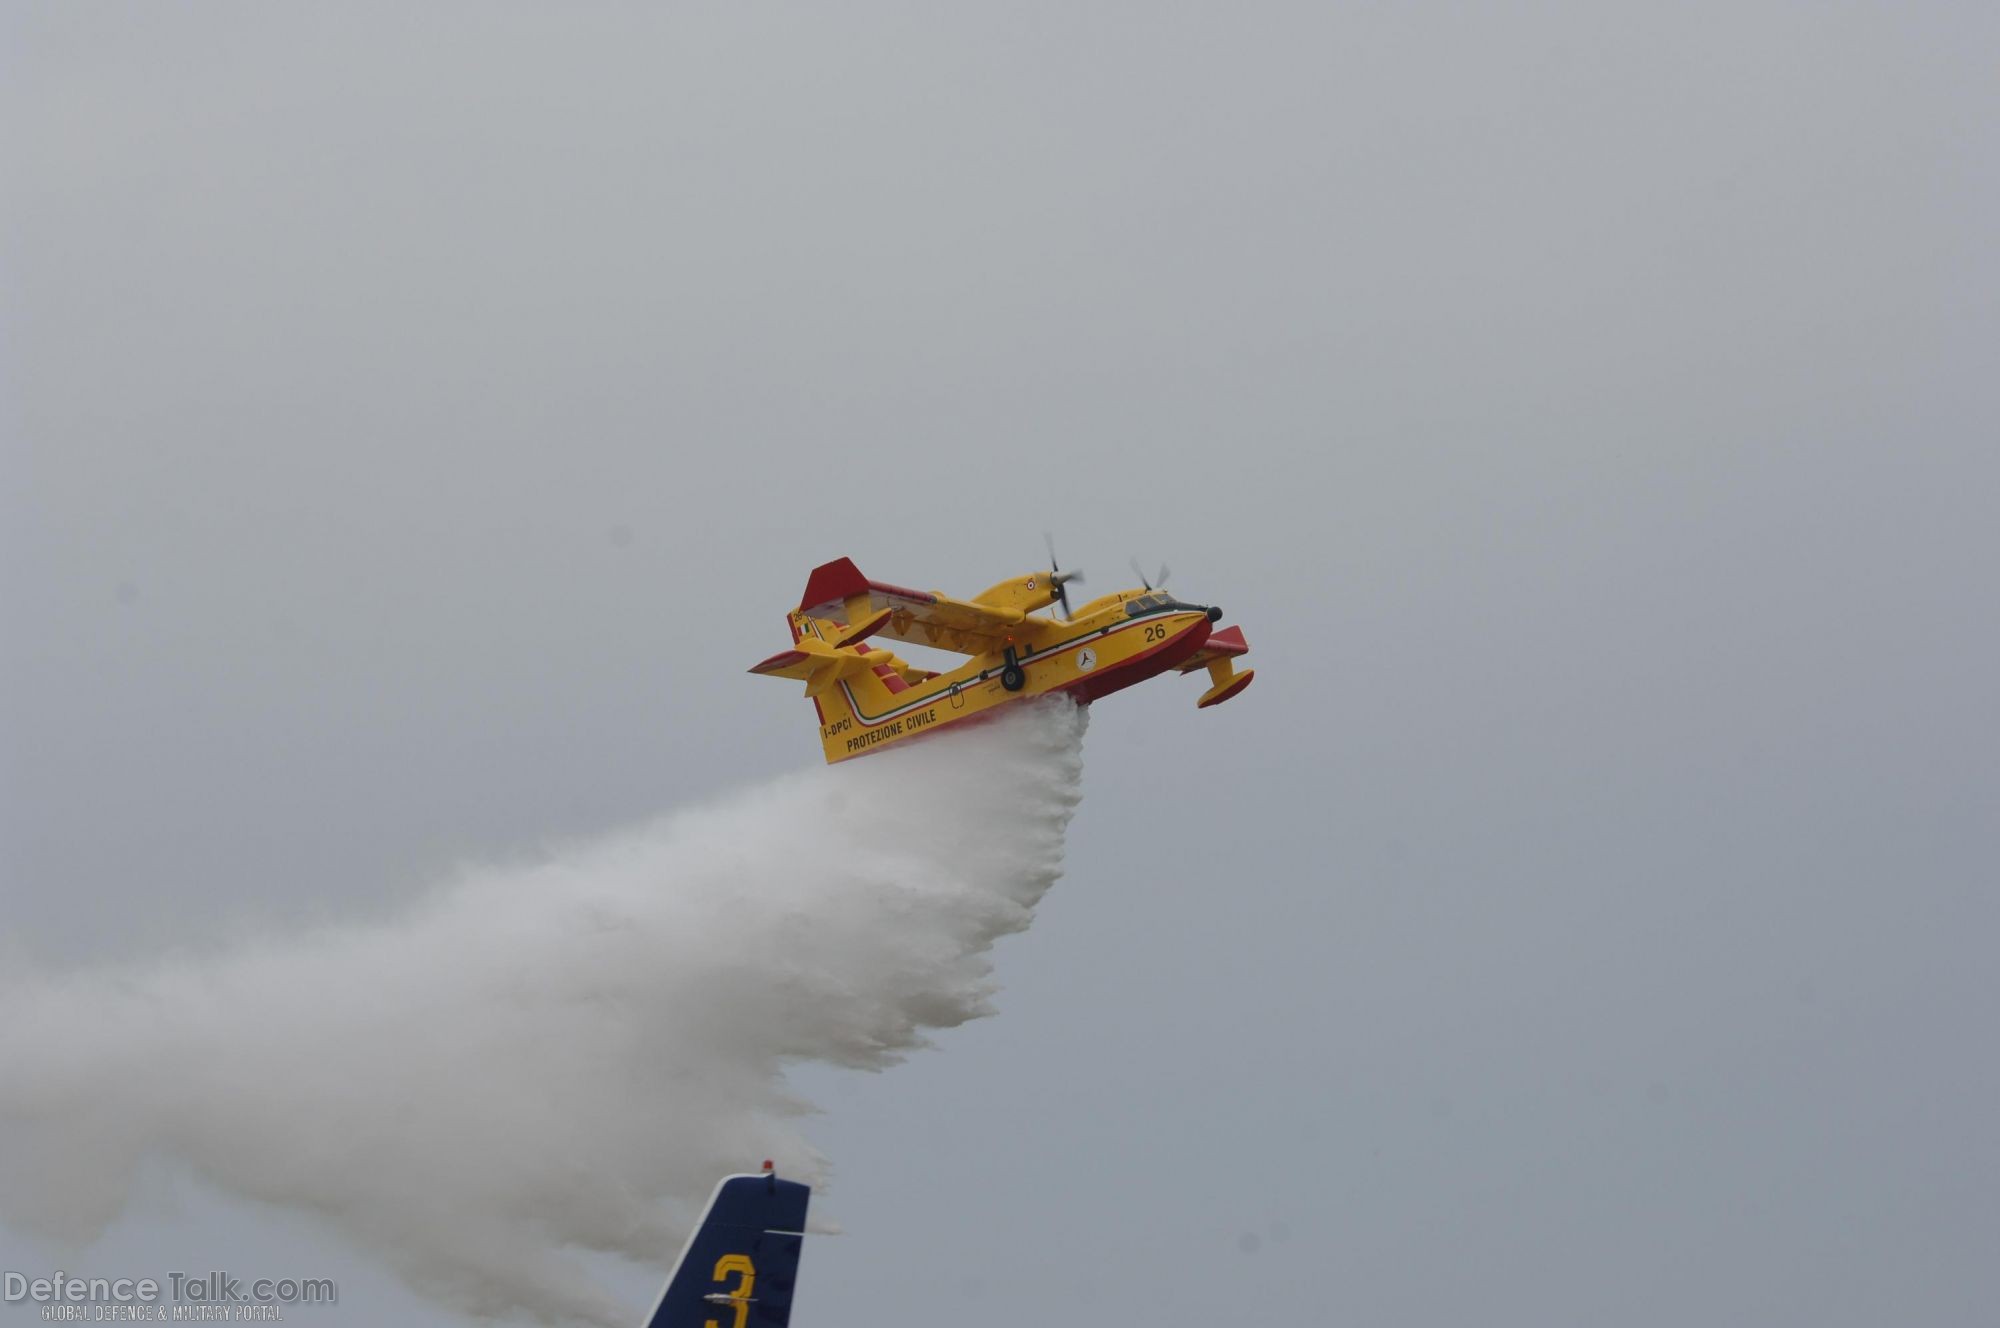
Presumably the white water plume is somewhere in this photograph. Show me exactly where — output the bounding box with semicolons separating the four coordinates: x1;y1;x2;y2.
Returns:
0;701;1088;1324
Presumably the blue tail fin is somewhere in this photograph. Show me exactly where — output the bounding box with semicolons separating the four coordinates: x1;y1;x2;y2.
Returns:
645;1169;811;1328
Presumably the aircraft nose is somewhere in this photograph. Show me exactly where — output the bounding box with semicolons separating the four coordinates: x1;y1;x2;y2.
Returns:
1205;605;1223;622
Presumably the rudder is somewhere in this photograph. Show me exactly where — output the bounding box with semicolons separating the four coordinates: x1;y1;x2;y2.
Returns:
644;1169;811;1328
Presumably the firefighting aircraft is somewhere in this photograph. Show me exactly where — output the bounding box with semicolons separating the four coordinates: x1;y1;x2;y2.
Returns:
751;545;1254;763
645;1164;809;1327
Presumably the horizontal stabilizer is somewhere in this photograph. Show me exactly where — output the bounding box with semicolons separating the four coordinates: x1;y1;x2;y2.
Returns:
827;606;892;649
748;638;876;697
804;654;872;699
749;649;814;679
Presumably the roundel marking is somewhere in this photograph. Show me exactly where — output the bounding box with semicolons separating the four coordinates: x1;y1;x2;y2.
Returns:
1077;646;1098;672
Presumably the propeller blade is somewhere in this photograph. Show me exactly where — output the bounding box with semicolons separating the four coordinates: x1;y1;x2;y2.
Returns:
1053;567;1083;618
1046;533;1074;619
1129;556;1152;591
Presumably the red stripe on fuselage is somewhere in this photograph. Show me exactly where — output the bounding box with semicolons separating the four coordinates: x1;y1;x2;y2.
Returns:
1054;615;1211;704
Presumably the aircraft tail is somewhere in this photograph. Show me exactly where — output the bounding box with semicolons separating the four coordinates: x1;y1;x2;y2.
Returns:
644;1168;811;1328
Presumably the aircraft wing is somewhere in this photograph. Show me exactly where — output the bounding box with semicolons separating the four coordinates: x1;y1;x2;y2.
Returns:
1174;624;1249;673
798;557;1024;654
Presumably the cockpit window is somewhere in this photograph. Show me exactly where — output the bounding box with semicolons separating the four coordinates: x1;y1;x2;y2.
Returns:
1126;594;1166;616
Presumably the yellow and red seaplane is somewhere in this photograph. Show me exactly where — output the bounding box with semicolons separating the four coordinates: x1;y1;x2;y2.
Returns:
751;548;1255;762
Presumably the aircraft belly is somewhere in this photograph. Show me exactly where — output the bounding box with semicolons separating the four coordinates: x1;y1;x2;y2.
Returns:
821;613;1211;763
1054;614;1211;704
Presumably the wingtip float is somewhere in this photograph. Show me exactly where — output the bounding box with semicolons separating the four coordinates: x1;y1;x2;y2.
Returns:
752;553;1255;763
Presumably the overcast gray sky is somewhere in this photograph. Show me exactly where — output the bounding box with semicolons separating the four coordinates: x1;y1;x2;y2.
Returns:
4;3;1997;1325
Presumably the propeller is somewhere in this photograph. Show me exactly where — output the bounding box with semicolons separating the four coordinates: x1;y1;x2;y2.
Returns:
1044;532;1085;620
1129;556;1171;592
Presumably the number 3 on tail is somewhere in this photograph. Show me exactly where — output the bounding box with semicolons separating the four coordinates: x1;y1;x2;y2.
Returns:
706;1254;755;1328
